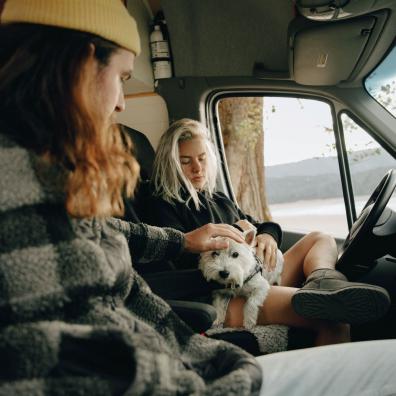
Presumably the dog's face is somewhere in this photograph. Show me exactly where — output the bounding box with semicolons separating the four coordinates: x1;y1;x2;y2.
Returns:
199;238;257;288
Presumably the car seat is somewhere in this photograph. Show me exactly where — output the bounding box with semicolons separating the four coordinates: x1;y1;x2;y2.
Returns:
121;124;217;332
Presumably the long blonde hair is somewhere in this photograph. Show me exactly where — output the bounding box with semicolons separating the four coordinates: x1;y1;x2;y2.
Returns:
152;118;218;210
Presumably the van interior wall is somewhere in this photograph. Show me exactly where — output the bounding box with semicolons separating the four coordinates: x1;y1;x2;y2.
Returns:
125;0;155;94
156;77;209;122
117;94;169;150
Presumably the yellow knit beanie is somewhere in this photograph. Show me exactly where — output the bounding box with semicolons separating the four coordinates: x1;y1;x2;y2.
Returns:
1;0;141;55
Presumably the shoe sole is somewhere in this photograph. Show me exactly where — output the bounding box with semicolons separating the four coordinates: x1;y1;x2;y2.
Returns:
291;285;391;324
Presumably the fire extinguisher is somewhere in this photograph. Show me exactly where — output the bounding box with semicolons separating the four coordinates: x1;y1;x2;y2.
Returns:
150;14;173;80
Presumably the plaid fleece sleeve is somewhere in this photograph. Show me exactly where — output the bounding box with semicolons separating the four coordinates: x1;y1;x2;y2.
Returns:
107;218;185;263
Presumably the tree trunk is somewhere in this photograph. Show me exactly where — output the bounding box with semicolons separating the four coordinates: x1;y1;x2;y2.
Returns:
218;97;272;221
0;0;6;18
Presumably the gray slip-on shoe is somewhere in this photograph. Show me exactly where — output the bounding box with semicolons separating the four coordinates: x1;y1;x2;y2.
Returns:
291;269;391;324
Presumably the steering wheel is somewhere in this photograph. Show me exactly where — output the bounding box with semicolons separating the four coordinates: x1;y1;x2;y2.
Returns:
336;169;396;279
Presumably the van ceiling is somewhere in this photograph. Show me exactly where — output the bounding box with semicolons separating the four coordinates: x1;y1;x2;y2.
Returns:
162;0;294;77
160;0;396;83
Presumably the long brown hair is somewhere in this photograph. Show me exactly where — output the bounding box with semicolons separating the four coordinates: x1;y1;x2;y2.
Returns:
0;23;139;217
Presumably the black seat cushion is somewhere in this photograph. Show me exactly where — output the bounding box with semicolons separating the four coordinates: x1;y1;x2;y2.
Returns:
167;299;217;334
119;124;156;223
120;124;155;180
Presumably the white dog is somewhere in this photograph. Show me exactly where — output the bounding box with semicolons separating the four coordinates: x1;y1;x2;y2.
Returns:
199;229;284;329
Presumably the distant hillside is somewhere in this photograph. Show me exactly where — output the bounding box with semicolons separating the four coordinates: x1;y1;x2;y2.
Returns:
266;149;395;204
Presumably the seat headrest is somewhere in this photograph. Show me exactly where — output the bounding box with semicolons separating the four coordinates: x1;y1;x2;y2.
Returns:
120;124;155;180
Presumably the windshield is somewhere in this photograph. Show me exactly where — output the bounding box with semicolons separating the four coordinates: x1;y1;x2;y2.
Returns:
365;46;396;118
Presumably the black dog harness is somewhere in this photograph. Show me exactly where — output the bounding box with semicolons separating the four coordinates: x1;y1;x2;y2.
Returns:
243;255;263;285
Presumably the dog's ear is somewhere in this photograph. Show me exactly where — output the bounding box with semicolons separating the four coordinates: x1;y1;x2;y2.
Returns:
243;229;256;246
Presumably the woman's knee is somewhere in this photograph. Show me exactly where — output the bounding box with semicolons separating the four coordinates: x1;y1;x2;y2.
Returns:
306;231;336;248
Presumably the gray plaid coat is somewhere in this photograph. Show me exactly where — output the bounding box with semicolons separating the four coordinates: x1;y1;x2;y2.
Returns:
0;133;262;395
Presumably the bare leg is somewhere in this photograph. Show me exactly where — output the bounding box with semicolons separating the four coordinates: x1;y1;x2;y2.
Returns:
224;232;350;345
286;232;390;324
281;231;338;287
223;232;389;344
224;288;350;346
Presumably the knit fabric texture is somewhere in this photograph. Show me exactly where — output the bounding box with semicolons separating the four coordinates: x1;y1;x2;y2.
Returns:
0;133;263;395
207;325;289;355
1;0;141;55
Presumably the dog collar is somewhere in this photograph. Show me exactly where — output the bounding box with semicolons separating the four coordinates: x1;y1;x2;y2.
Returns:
243;256;263;285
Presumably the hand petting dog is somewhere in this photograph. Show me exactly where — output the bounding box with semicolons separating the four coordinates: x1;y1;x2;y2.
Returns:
235;219;279;273
184;223;245;253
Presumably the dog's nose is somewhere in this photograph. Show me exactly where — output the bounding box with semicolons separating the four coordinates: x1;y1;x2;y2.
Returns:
219;270;230;279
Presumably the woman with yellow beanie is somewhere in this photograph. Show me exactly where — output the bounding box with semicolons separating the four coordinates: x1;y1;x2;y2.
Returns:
1;1;396;396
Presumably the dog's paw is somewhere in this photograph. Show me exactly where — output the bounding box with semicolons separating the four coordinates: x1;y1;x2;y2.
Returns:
212;318;222;327
243;316;256;329
243;305;259;329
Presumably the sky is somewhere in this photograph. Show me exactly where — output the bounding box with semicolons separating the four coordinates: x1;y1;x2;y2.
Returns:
365;46;396;94
263;97;381;167
263;97;336;166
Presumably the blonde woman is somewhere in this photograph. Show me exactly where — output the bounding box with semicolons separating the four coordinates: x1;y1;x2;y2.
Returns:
149;118;390;345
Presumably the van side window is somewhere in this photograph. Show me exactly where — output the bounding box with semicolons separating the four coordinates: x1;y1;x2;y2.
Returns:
365;46;396;118
217;96;348;237
341;113;396;214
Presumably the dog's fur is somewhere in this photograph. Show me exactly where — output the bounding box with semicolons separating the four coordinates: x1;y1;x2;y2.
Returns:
199;230;284;328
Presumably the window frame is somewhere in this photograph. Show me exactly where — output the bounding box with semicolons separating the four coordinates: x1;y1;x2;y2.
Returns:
207;89;395;233
338;109;396;222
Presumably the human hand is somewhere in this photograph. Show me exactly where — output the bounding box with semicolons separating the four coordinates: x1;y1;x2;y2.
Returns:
255;233;278;271
184;223;245;253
